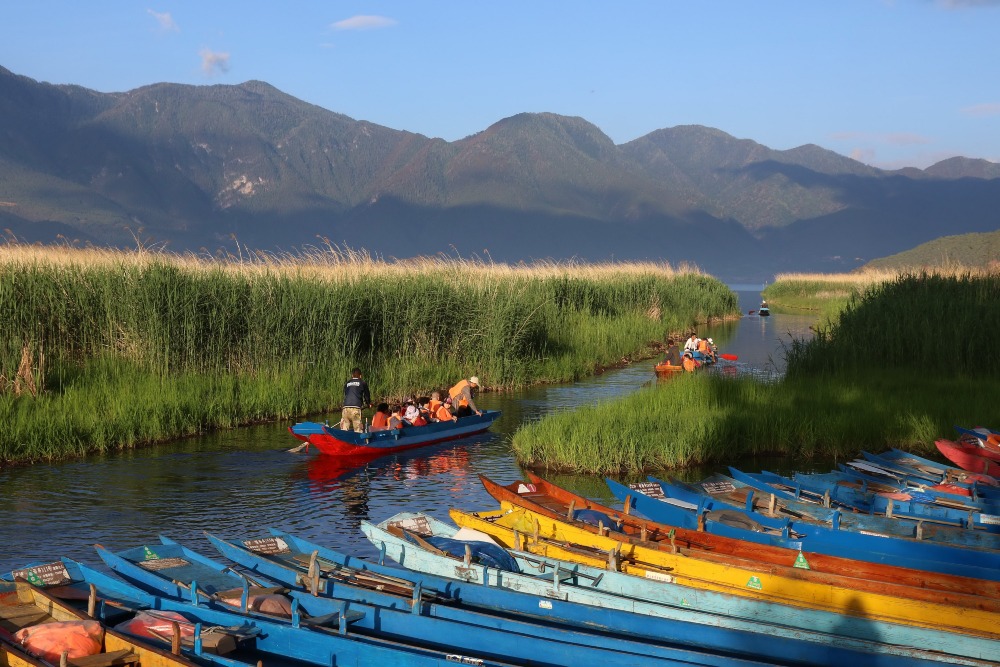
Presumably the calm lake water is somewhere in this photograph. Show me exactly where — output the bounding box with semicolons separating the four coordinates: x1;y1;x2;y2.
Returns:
0;291;819;573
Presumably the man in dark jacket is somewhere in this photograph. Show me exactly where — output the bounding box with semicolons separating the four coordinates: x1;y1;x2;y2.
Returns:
341;367;372;432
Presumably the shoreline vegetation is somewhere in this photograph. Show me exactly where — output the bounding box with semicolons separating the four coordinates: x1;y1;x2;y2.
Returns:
513;271;1000;474
0;244;738;465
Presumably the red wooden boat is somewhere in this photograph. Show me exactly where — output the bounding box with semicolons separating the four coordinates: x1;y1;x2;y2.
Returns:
936;439;1000;476
289;410;501;456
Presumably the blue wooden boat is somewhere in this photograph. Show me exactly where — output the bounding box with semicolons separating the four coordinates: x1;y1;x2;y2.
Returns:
745;468;1000;532
605;476;1000;580
96;537;736;667
864;450;1000;495
203;532;780;667
788;470;1000;529
201;522;997;666
726;466;1000;551
290;410;501;456
362;513;1000;666
852;452;1000;500
8;557;496;667
840;463;1000;508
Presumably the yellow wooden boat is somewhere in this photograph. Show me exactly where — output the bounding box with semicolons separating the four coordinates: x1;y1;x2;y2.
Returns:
449;503;1000;639
0;580;196;667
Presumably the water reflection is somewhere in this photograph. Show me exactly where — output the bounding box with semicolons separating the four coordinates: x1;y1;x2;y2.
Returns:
0;292;821;573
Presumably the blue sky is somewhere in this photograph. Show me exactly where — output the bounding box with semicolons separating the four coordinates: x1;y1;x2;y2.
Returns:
3;1;999;169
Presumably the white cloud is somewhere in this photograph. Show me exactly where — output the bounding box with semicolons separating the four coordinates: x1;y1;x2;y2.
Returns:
331;15;397;31
199;49;230;76
961;102;1000;117
147;9;178;31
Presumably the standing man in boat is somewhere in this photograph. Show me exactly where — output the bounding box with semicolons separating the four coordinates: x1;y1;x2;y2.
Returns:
449;376;482;417
341;367;372;432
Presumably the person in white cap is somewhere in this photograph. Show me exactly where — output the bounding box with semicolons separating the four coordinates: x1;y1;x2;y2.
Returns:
448;376;482;418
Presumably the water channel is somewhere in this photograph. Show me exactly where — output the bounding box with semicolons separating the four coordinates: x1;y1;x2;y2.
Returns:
0;290;819;573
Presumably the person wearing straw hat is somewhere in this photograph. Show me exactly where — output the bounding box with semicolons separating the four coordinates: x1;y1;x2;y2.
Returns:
448;376;482;418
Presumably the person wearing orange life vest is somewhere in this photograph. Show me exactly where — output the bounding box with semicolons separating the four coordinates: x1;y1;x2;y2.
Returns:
697;336;717;363
448;376;482;418
436;397;457;422
682;350;701;372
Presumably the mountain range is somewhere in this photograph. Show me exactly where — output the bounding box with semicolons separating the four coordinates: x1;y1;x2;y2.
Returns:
2;65;999;281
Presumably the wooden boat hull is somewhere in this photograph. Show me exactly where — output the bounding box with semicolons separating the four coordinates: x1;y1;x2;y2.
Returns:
292;410;501;456
938;439;1000;475
98;540;705;667
0;578;197;667
361;512;998;666
723;466;1000;551
203;533;772;667
653;362;683;376
491;473;1000;601
13;557;515;667
624;476;1000;579
449;500;1000;639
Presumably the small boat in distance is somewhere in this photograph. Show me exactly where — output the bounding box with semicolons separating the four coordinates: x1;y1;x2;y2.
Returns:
290;410;501;457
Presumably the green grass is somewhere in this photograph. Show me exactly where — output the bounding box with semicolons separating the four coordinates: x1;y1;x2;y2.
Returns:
0;247;738;463
513;273;1000;474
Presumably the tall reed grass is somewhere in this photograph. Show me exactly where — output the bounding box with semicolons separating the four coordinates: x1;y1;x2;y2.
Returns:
0;245;737;463
512;370;1000;474
514;272;1000;474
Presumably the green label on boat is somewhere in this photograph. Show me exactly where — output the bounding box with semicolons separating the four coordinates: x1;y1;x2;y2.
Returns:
143;546;159;560
793;551;810;569
746;576;763;590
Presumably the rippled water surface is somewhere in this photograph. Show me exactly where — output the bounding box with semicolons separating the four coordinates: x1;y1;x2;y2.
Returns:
0;291;820;573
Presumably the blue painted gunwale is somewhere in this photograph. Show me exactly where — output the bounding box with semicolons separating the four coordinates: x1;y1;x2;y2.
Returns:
205;523;998;666
865;450;1000;498
831;465;1000;512
858;451;1000;501
604;476;1000;581
9;557;496;667
97;538;713;667
361;513;1000;666
725;467;1000;551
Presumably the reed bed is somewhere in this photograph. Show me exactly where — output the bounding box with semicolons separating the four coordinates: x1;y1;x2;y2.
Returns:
512;370;1000;475
514;272;1000;474
0;244;737;463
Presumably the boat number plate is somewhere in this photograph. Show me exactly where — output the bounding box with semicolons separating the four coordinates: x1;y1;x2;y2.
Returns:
10;562;72;586
701;481;736;495
629;482;665;499
644;570;674;583
981;514;1000;525
446;655;485;665
139;557;190;571
243;537;290;554
538;600;553;609
389;516;432;535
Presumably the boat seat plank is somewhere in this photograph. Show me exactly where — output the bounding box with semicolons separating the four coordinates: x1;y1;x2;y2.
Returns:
303;609;366;629
67;649;139;667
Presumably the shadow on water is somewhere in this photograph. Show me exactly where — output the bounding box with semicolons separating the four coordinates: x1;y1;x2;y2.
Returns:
0;290;826;573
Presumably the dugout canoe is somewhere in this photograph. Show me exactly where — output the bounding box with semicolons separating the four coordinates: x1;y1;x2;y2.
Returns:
448;498;1000;639
860;451;1000;499
289;410;501;456
360;511;998;666
483;473;1000;600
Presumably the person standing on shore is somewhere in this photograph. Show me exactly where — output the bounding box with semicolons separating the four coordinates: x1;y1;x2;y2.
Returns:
341;367;372;432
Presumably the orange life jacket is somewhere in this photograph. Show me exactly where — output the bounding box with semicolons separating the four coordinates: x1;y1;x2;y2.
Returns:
449;380;472;406
697;339;710;354
436;404;456;422
683;356;700;372
371;412;389;430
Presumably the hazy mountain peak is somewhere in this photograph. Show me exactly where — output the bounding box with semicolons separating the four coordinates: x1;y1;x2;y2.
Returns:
924;156;1000;180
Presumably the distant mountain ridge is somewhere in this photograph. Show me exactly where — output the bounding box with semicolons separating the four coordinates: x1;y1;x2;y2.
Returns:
1;65;999;280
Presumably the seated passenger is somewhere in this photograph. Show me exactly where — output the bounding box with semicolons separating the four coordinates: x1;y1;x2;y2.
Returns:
682;351;701;372
436;397;457;423
387;405;405;429
370;403;390;431
404;403;426;426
